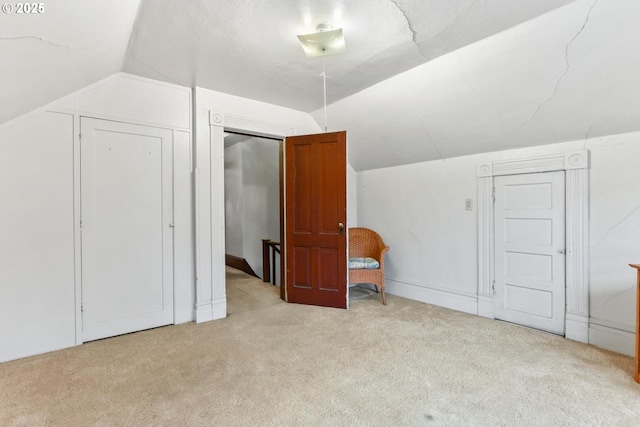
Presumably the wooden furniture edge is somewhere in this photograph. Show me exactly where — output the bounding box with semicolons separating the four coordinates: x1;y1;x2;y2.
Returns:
629;264;640;384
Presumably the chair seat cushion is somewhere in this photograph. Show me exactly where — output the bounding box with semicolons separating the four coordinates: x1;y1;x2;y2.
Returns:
348;257;380;270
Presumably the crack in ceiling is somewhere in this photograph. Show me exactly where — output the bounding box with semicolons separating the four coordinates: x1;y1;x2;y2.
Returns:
517;0;599;130
388;0;425;58
0;36;76;50
3;0;639;173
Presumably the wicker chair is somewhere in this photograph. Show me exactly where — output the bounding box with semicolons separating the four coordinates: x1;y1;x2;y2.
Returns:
348;227;390;304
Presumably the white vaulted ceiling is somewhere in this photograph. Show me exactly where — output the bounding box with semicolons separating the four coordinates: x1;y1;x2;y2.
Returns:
0;0;141;123
1;0;639;171
315;0;640;170
123;0;576;113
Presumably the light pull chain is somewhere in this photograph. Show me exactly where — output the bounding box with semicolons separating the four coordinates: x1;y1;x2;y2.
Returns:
323;51;328;132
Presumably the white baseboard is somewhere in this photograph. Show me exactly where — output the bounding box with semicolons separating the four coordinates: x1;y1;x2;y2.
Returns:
588;322;634;356
385;279;477;315
194;300;214;323
385;278;633;356
194;296;227;323
212;296;227;321
0;342;80;364
565;312;588;343
477;296;494;318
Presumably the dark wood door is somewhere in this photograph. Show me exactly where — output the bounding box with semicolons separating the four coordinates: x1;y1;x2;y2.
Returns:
285;131;347;308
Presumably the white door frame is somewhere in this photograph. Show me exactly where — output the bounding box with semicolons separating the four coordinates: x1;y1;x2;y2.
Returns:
194;111;291;323
477;150;590;343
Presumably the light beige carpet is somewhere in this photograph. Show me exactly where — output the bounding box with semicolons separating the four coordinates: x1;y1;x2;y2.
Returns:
1;268;639;426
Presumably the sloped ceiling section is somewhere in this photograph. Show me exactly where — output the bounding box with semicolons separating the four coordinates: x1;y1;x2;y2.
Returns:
316;0;640;171
123;0;575;113
2;0;637;174
0;0;141;124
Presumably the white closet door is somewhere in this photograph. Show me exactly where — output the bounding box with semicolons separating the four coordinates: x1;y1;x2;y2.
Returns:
81;118;173;342
494;171;565;335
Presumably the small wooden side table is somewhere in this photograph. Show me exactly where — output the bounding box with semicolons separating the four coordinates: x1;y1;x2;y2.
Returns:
628;264;640;383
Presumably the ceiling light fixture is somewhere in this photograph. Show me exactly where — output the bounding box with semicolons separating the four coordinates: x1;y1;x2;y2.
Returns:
297;23;347;58
297;22;347;132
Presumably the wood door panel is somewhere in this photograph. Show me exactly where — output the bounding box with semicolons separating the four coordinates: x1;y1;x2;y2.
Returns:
318;141;340;234
318;247;339;291
293;246;312;289
285;131;347;308
294;144;312;233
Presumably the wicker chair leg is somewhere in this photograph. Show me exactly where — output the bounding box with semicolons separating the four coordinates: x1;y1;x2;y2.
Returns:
381;287;386;305
373;284;379;293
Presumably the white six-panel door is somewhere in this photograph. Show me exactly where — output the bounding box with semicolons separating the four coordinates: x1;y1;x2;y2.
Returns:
81;118;174;342
494;171;565;334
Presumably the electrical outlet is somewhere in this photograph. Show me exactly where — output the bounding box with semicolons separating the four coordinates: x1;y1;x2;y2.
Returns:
465;199;473;211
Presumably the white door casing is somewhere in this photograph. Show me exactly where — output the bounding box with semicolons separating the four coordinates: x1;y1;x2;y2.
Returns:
494;171;566;334
477;150;590;343
81;118;174;342
194;111;291;322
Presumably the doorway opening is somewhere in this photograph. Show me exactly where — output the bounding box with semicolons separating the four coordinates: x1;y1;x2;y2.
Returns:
223;131;283;314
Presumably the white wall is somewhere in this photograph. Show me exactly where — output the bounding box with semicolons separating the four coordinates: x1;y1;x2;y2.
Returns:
0;111;76;362
224;137;281;281
224;143;244;258
0;73;194;362
241;138;280;280
357;131;640;355
588;133;640;353
358;154;479;307
347;163;358;229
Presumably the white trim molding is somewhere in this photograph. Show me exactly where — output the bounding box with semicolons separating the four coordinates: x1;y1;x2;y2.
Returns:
209;111;290;137
566;312;589;344
194;110;289;324
195;299;214;323
477;150;589;178
385;278;478;315
212;296;227;320
477;150;590;343
476;176;494;319
565;168;590;319
588;321;635;356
